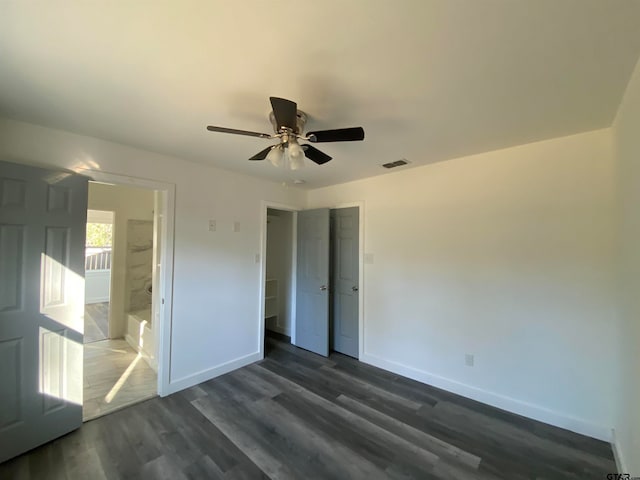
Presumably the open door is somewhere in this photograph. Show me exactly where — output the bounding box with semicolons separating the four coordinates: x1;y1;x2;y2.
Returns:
0;161;88;462
295;208;330;356
331;207;359;358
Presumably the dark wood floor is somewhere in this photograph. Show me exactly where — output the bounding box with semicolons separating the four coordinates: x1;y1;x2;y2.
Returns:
1;335;616;479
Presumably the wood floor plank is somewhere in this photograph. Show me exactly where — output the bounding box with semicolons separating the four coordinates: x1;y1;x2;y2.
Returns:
195;377;394;479
250;396;391;479
1;336;618;479
228;367;282;398
61;440;108;480
93;414;145;478
329;356;442;407
272;391;439;479
318;364;423;410
265;336;336;369
140;454;189;480
181;454;226;480
335;393;482;469
222;462;270;480
261;357;438;440
431;399;615;474
257;357;344;400
252;364;441;474
158;394;249;474
0;452;30;480
191;395;301;479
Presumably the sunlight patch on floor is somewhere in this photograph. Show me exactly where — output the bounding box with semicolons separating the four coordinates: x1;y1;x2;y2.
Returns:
104;353;142;404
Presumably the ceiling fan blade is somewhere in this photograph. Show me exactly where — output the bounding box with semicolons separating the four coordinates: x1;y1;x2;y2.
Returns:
248;146;274;161
302;144;332;165
307;127;365;143
269;97;298;131
207;125;271;139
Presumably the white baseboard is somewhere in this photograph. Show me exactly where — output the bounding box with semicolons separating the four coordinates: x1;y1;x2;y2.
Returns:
611;429;628;474
85;296;109;304
165;351;262;395
360;351;612;442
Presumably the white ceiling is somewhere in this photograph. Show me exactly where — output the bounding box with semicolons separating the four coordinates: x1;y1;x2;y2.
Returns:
1;1;639;188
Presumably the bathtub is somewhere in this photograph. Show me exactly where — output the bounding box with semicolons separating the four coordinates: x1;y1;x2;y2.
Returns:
125;308;157;371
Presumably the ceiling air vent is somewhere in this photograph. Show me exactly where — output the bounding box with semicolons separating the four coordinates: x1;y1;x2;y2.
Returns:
382;159;409;169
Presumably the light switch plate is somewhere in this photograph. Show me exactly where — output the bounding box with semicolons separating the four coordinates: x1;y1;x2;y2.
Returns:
364;253;374;264
208;219;216;231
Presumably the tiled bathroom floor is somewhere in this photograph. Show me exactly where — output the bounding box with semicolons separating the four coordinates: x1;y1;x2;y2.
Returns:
84;302;109;343
83;339;157;421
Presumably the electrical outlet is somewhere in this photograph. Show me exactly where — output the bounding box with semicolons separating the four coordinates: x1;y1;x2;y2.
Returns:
255;253;260;264
233;221;241;232
465;354;474;367
208;220;216;232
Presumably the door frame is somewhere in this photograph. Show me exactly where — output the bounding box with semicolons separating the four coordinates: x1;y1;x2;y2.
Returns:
258;201;300;359
259;200;365;360
82;170;175;397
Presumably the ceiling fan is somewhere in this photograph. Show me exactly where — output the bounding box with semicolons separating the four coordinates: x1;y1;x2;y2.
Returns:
206;97;365;170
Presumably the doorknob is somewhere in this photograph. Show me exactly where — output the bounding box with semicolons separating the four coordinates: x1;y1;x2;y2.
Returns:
352;286;359;292
320;285;327;291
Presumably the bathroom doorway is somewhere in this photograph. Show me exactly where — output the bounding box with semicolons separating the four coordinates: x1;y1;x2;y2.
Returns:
83;182;159;421
84;209;113;344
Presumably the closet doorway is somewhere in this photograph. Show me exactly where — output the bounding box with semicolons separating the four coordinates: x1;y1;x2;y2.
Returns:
260;203;362;360
264;208;295;342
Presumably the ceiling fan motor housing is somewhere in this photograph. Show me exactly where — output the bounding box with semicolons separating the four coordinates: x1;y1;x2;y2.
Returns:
269;110;307;135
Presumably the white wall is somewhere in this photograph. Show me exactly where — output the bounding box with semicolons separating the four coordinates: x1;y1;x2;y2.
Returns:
86;209;114;224
0;117;306;393
85;270;111;304
307;129;618;440
88;183;154;337
0;113;627;446
613;55;640;475
265;209;294;336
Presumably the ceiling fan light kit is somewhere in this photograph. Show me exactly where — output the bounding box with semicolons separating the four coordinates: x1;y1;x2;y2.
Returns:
206;97;365;170
288;141;305;170
266;145;284;167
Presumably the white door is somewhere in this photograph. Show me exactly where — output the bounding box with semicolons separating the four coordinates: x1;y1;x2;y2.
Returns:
295;208;330;356
331;207;359;358
0;161;88;462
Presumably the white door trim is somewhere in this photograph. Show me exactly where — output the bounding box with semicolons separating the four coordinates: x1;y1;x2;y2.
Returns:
81;170;175;397
259;201;300;358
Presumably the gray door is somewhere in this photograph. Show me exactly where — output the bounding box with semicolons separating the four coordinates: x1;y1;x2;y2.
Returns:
295;208;330;356
331;207;359;358
0;161;88;463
